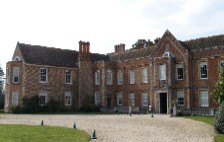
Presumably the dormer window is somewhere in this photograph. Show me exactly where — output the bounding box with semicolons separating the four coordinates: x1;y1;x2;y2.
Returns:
162;51;174;57
13;56;21;61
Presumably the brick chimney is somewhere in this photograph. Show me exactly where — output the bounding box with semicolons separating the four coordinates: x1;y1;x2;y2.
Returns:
114;43;125;53
79;41;90;59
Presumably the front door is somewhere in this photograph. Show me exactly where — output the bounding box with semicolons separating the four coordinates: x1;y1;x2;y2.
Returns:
107;98;112;107
160;93;167;114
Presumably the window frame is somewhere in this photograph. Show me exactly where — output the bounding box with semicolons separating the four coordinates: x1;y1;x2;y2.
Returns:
65;70;72;84
159;64;166;80
176;64;183;80
117;70;123;85
200;90;209;107
12;91;19;106
6;68;10;84
95;92;101;106
64;92;72;106
176;90;184;106
141;92;148;107
39;92;48;106
129;70;135;84
142;67;148;83
95;70;100;85
220;60;224;68
129;93;135;106
106;70;113;85
5;92;9;107
13;67;19;83
40;68;48;83
200;62;208;79
117;92;123;106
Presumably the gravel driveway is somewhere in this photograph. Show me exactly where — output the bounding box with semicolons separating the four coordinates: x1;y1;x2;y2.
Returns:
0;114;214;142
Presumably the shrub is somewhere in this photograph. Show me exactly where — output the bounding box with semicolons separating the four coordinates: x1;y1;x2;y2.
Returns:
10;106;22;113
22;95;40;113
215;101;224;134
47;99;60;112
79;104;100;112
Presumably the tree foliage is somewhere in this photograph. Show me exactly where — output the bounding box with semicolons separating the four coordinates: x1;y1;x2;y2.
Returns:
0;65;5;110
130;38;160;50
215;101;224;134
214;67;224;104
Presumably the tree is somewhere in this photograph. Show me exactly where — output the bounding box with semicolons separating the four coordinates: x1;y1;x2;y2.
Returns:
0;65;5;110
131;39;153;50
215;101;224;134
213;67;224;104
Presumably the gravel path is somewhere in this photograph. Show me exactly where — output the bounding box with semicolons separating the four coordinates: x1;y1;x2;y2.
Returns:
0;114;214;142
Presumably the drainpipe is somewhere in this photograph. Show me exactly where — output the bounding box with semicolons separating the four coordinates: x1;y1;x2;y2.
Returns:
192;57;195;109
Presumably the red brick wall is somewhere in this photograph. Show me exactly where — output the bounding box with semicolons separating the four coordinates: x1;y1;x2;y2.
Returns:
5;61;78;111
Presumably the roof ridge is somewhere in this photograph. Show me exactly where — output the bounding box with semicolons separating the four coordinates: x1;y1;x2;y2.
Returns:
183;34;224;43
18;42;78;52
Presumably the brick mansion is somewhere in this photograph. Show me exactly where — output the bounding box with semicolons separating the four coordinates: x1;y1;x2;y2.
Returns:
4;30;224;114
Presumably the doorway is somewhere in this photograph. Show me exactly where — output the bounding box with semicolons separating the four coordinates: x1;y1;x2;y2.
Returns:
160;93;167;114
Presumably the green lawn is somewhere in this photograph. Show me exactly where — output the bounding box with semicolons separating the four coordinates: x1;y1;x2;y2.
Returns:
185;116;214;125
0;124;90;142
185;116;224;142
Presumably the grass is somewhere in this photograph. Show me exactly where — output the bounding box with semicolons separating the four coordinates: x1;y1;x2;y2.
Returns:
0;124;90;142
184;116;214;125
185;116;224;142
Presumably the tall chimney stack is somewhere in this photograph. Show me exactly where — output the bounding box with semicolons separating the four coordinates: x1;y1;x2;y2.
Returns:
114;44;125;53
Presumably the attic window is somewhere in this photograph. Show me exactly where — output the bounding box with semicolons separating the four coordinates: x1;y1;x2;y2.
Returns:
162;50;174;58
13;56;20;61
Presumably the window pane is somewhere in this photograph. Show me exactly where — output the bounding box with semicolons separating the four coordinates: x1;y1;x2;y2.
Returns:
65;71;72;84
129;70;135;84
39;92;47;106
117;92;123;106
65;92;72;106
141;92;148;106
220;60;224;67
13;67;19;83
177;90;184;106
159;65;166;80
200;62;207;79
95;70;100;85
95;92;100;105
107;70;112;85
40;68;47;82
6;68;10;84
200;90;208;107
176;64;183;80
12;92;19;106
142;68;148;83
129;93;135;106
117;70;123;85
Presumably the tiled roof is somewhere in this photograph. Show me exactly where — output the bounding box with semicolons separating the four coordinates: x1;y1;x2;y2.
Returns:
182;34;224;51
108;47;151;62
18;43;109;68
90;53;109;62
17;33;224;67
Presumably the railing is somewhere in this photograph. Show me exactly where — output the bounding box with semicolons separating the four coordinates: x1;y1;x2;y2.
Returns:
177;107;218;116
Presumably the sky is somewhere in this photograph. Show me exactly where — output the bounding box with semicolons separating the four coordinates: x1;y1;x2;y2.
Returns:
0;0;224;77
